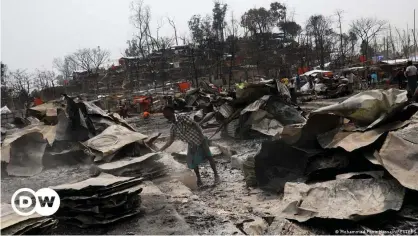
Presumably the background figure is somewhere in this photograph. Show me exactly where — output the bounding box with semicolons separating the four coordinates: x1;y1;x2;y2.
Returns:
308;75;314;90
371;71;378;89
396;68;406;89
296;75;301;91
288;78;297;104
404;61;418;98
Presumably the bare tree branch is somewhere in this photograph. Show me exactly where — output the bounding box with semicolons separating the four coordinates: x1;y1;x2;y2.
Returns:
167;16;179;45
350;18;386;60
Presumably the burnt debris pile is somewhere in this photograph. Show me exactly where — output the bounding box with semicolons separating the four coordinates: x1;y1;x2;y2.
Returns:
237;89;418;233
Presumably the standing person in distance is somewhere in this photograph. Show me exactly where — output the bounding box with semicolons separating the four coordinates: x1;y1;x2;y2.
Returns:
404;61;418;98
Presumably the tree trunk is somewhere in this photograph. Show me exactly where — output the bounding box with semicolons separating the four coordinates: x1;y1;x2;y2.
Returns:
320;38;325;69
228;40;235;90
191;48;199;87
365;38;369;61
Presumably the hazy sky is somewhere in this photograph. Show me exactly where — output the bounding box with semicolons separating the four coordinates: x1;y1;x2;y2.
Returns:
1;0;417;71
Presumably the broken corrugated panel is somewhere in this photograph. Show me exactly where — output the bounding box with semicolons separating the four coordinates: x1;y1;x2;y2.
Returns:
52;173;143;228
281;178;405;222
377;124;418;190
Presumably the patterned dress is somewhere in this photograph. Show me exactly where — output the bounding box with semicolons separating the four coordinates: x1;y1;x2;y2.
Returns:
170;114;212;169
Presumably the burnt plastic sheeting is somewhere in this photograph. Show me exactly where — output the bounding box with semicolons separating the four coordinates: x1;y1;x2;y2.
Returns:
254;140;309;192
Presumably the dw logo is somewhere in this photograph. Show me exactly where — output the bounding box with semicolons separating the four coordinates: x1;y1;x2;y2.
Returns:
11;188;61;216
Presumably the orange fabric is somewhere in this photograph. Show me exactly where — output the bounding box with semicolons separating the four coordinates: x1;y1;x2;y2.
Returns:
323;72;333;77
297;67;309;75
178;82;191;93
34;98;43;106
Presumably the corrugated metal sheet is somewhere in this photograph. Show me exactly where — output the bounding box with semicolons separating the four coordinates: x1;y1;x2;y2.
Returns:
219;104;233;118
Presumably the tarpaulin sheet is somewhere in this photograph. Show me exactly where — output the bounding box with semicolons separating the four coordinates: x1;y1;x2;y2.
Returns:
317;121;410;152
178;82;191;92
281;178;405;222
83;125;147;162
377;124;418;190
312;89;408;129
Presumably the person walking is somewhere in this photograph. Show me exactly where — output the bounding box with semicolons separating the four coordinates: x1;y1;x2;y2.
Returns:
288;78;297;104
371;71;378;89
396;68;406;89
296;75;301;91
159;106;220;187
404;61;418;97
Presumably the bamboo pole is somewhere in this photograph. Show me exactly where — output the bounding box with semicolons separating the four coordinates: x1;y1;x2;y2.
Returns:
414;9;417;61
